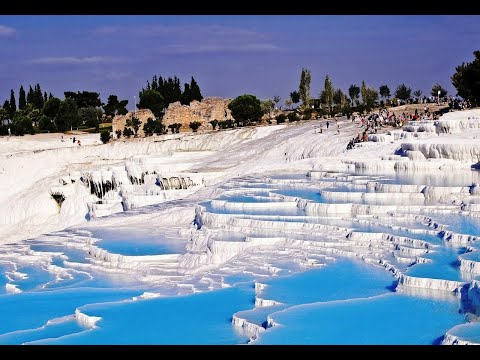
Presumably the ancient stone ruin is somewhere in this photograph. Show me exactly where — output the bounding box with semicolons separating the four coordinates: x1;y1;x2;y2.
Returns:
111;108;156;137
162;97;234;132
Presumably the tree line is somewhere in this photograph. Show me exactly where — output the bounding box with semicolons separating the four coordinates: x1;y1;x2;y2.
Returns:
0;74;203;136
1;50;479;137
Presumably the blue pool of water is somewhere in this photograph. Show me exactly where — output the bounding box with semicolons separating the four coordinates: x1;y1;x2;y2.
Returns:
447;322;480;343
0;287;142;342
406;246;466;281
432;214;480;237
217;195;286;203
89;227;187;256
0;316;85;345
34;285;255;345
256;292;465;345
29;243;89;264
380;171;480;187
261;259;396;306
270;188;325;203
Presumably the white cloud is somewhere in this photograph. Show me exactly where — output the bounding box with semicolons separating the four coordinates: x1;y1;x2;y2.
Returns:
28;56;124;65
0;25;16;37
93;24;285;54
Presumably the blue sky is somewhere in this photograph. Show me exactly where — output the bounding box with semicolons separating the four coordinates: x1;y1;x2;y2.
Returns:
0;15;478;108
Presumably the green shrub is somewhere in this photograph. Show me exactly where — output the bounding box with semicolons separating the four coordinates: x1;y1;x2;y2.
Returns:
275;114;287;124
100;130;111;144
287;112;299;122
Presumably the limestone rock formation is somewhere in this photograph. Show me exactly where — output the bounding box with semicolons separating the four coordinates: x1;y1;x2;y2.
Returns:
163;97;234;132
111;109;156;137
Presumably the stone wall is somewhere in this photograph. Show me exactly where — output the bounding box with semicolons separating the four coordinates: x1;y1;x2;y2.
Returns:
162;97;234;131
111;109;156;137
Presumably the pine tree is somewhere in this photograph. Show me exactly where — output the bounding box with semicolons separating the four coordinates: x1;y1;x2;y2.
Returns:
27;86;34;106
361;81;367;105
299;68;311;109
18;85;26;110
181;83;192;105
190;77;203;102
33;83;44;109
152;75;158;91
43;91;48;103
9;89;16;115
3;100;10;118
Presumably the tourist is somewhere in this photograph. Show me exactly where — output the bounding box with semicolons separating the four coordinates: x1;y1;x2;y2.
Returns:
73;136;76;144
326;121;330;129
8;127;11;137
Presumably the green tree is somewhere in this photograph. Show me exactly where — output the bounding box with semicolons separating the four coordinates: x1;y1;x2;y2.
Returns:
431;83;447;98
361;81;368;106
103;95;128;117
39;115;56;132
189;121;202;132
284;99;292;110
413;90;422;102
123;127;133;138
209;119;218;130
320;75;334;114
64;91;102;108
451;50;480;106
55;98;80;132
379;85;390;103
228;94;263;127
19;85;27;110
9;89;16;117
143;118;164;136
27;86;34;106
0;107;8;123
3;100;10;119
138;89;164;118
190;77;203;102
42;97;62;119
299;68;311;109
126;117;141;136
79;106;102;130
260;99;275;118
363;87;379;112
348;84;360;106
290;91;300;108
287;112;299;122
180;83;192;105
12;113;33;136
395;84;412;101
275;114;287;124
100;130;111;144
333;89;346;108
32;84;43;109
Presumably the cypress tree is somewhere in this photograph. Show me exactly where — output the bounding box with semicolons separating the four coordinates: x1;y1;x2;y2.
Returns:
27;86;34;105
190;77;203;102
9;89;16;114
181;83;191;105
3;100;10;117
18;85;27;110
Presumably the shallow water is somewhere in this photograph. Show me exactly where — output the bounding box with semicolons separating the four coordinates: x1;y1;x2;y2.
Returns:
89;227;187;256
1;167;480;344
35;285;254;345
256;292;465;345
